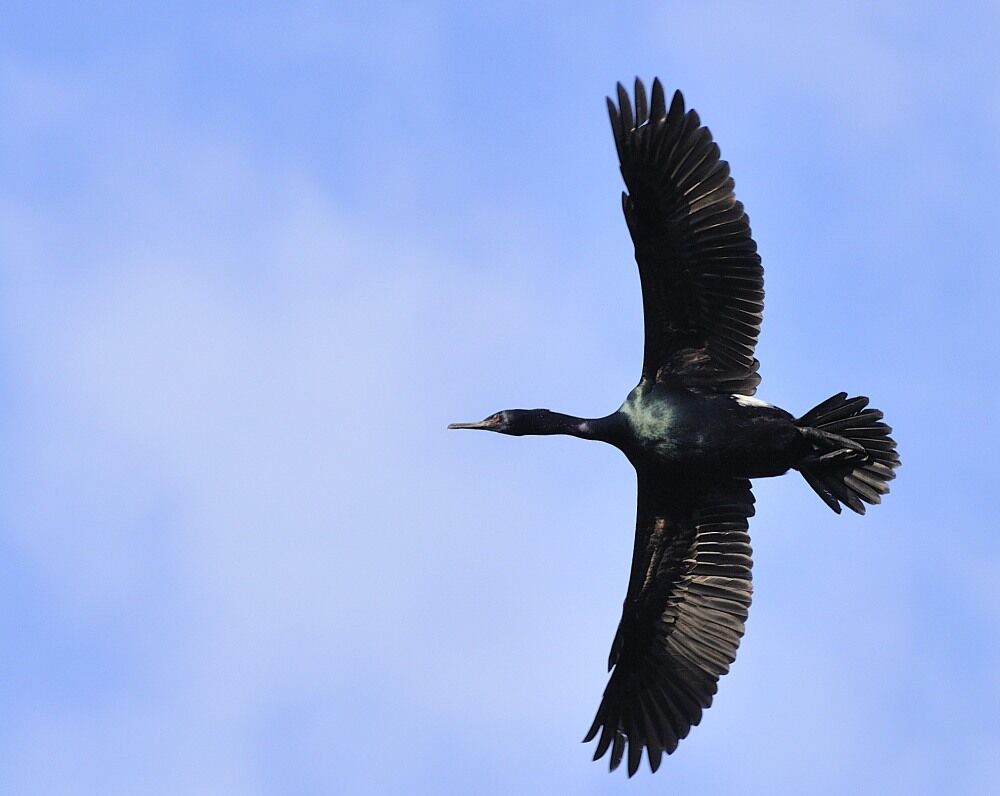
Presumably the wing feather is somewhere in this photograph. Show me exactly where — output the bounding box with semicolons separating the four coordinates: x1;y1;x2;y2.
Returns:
608;80;766;395
585;474;754;775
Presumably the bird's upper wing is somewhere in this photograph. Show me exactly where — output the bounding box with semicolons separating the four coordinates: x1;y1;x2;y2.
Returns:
584;472;754;776
608;78;764;395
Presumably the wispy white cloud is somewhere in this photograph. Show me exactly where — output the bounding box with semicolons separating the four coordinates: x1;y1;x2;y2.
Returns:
0;47;620;792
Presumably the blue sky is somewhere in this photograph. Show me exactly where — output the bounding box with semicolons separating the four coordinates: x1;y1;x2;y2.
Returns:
1;2;998;793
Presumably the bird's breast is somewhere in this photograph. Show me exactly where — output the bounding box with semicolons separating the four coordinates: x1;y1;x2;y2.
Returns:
619;394;705;463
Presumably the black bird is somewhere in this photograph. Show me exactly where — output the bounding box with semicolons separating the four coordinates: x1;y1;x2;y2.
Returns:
449;78;899;776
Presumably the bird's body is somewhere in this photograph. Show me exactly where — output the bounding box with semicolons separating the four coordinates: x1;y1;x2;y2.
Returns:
614;386;806;477
449;78;899;776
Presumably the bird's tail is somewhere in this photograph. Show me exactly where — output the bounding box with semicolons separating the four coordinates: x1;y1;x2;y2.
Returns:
794;392;900;514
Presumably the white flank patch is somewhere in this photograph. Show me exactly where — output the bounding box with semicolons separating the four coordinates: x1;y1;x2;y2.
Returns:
731;394;775;409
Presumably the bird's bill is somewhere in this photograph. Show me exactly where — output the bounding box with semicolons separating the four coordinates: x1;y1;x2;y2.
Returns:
447;416;501;431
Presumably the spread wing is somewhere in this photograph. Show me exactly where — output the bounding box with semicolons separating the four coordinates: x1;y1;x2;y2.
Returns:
584;473;755;775
608;78;764;395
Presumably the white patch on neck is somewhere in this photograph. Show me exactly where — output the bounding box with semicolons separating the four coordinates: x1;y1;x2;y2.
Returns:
731;394;775;409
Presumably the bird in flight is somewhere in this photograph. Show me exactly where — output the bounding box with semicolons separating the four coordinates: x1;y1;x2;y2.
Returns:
449;78;899;776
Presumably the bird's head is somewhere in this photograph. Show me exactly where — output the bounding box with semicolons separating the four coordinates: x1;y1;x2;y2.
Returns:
448;409;554;436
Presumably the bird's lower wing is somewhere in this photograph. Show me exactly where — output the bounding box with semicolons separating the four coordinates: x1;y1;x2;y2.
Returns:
585;473;755;775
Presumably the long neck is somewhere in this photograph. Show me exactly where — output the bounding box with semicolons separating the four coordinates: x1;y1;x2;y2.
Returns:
520;410;614;440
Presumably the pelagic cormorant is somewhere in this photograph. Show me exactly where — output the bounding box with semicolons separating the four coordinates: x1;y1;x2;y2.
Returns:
449;78;899;776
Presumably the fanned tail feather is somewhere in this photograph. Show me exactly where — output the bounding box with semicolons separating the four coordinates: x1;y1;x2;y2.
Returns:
795;393;900;514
